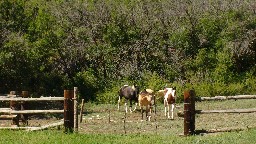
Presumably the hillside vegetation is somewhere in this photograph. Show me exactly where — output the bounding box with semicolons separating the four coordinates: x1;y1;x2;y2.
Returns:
0;0;255;103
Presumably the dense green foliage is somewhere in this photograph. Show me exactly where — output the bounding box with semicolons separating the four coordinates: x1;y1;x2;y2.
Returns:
0;129;256;144
0;0;255;102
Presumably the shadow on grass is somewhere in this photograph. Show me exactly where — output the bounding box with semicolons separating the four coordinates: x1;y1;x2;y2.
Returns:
192;127;256;136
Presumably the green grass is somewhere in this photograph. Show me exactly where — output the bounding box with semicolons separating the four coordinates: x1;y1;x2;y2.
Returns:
0;128;256;144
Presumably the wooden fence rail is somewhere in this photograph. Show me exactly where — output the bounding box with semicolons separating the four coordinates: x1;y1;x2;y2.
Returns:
0;109;64;114
183;92;256;136
0;97;64;101
199;95;256;101
0;120;64;131
0;88;78;133
196;108;256;114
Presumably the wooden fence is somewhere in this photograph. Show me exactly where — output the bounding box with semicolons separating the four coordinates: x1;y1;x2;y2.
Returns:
183;90;256;136
0;87;79;133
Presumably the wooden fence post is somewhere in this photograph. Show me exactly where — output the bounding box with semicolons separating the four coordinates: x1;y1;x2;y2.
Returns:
79;99;85;123
74;87;78;132
10;91;19;126
183;89;196;136
190;90;196;133
21;91;29;125
64;90;74;133
184;90;190;136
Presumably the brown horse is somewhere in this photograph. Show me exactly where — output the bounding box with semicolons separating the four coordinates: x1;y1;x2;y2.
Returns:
118;84;140;113
138;89;154;121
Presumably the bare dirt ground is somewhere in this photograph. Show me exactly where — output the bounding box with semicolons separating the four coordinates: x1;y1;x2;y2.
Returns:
1;99;256;135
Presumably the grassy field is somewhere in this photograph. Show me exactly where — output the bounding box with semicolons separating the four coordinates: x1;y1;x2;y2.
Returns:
78;99;256;135
0;99;256;143
0;128;256;144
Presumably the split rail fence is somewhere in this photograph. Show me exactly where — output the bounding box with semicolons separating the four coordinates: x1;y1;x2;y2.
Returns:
183;90;256;136
0;87;79;132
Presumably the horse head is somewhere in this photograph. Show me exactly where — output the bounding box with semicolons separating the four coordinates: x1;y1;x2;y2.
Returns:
132;84;140;96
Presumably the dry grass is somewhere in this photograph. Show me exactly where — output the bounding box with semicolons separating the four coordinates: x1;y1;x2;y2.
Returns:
79;99;256;135
195;99;256;131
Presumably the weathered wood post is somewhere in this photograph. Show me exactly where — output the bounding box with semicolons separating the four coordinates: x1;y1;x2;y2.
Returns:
79;99;85;123
10;91;19;126
184;90;190;136
74;87;78;132
183;89;196;136
190;90;196;133
20;91;29;125
64;90;74;133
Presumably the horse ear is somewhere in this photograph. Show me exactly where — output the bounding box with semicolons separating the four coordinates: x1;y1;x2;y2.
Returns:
132;85;135;90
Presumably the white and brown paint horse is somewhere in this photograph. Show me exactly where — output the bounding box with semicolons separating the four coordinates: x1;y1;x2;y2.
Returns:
138;89;155;121
159;87;177;119
118;84;140;113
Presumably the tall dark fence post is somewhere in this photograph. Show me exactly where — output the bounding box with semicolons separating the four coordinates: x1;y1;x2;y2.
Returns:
74;87;78;132
21;91;29;125
64;90;74;133
184;89;196;136
184;90;190;136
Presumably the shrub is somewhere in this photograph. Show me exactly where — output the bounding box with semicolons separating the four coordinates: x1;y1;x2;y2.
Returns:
192;82;214;97
244;72;256;94
96;85;120;104
74;69;99;101
140;71;168;91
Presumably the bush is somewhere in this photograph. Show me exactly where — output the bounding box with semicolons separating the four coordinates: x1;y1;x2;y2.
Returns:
74;69;99;101
189;81;249;98
96;85;120;104
244;72;256;94
140;71;168;91
192;82;214;97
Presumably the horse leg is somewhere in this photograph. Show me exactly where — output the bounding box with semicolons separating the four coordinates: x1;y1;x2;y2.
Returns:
145;106;148;121
118;96;121;111
133;102;138;112
167;104;171;119
146;105;151;121
164;100;167;117
141;106;143;120
125;99;128;113
129;100;133;113
149;105;152;121
171;103;175;120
